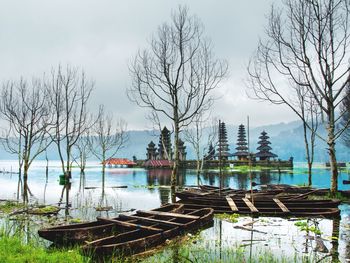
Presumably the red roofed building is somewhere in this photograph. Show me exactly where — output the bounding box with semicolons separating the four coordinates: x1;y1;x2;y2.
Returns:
102;158;136;168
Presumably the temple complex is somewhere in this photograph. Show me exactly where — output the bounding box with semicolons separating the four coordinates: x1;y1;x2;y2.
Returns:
233;124;249;160
144;126;187;168
255;131;277;161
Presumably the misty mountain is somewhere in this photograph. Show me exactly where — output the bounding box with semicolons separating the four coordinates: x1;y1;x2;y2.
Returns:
0;120;349;162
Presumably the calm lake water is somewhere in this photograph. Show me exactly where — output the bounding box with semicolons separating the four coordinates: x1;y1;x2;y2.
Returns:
0;160;349;262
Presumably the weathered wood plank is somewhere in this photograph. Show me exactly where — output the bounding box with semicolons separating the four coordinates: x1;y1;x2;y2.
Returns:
242;198;259;213
225;196;239;212
118;214;184;227
137;210;199;219
97;217;163;232
273;198;290;213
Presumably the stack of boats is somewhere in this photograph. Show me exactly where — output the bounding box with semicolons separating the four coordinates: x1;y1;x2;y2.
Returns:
38;203;213;258
176;185;341;218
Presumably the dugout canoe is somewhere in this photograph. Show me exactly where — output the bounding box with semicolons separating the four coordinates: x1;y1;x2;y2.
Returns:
177;197;340;218
38;203;184;244
82;207;214;257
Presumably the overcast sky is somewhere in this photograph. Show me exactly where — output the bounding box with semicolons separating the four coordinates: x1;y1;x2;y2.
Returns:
0;0;298;130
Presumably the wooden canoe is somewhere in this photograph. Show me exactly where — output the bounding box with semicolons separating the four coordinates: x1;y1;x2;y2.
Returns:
81;208;214;258
176;188;306;201
180;203;340;218
179;196;341;208
177;197;341;218
38;203;184;244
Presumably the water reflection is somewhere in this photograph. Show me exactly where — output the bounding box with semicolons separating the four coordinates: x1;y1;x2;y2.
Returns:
1;160;350;261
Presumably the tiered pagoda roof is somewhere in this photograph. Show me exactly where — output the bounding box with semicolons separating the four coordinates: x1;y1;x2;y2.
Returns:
255;131;277;160
216;121;230;160
178;139;187;161
146;141;157;160
158;126;172;160
233;124;249;160
205;142;215;160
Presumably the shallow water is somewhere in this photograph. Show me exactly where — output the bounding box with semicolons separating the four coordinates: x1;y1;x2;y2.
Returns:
0;160;349;262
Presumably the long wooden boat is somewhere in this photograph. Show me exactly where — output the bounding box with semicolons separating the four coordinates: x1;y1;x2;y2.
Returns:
176;188;306;201
180;203;340;218
38;203;184;244
81;208;214;258
177;197;341;218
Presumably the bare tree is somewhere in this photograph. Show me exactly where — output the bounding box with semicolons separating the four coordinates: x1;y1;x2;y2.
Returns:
247;0;350;194
0;79;51;203
88;105;128;192
184;113;218;178
46;65;93;180
295;85;320;186
128;6;227;190
0;125;23;200
73;132;92;174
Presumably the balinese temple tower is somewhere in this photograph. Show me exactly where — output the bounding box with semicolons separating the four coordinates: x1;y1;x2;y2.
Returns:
146;141;157;160
216;121;230;160
178;139;187;161
233;124;249;160
158;126;172;160
255;131;277;161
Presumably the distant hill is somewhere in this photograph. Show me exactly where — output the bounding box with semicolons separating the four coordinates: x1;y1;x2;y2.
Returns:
0;120;349;162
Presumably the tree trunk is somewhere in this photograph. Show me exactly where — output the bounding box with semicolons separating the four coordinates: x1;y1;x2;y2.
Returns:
331;218;340;262
328;109;338;195
23;160;29;203
329;140;338;194
307;162;312;186
171;119;180;203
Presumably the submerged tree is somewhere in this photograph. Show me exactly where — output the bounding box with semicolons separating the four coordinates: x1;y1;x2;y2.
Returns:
295;85;320;186
128;6;227;190
0;79;51;203
184;114;218;178
73;132;92;174
247;0;350;194
46;65;93;181
88;105;128;194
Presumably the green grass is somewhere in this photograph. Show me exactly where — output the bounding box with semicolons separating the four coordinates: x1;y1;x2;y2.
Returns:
0;201;23;214
140;233;325;263
0;234;89;263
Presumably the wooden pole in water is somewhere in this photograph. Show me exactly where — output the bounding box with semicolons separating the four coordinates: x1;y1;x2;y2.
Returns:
219;119;222;196
248;116;253;204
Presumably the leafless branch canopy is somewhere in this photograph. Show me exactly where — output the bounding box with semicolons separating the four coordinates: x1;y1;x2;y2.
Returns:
46;65;94;174
247;0;350;140
89;105;128;162
0;79;51;167
128;6;228;129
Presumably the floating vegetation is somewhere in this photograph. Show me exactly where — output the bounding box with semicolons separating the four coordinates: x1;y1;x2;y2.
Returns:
0;201;23;214
294;221;322;235
215;213;240;223
28;206;60;215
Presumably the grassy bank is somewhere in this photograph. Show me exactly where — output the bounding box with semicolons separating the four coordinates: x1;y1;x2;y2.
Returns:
0;232;89;263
